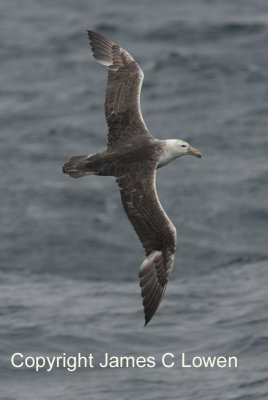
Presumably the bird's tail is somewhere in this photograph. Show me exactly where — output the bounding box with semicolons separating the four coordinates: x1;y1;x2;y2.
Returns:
63;155;95;178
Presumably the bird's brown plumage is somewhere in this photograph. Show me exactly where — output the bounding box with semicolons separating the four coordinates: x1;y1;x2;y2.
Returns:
87;31;151;149
116;166;176;325
64;31;178;325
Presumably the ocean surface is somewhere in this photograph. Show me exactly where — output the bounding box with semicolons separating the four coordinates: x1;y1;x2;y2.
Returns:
1;0;268;399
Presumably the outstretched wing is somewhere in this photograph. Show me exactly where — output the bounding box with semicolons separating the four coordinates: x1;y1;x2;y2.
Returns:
116;167;176;325
87;31;151;149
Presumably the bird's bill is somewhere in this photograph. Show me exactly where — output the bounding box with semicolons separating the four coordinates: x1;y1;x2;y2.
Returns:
187;146;202;158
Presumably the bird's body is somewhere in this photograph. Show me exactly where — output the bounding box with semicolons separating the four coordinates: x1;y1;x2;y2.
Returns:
63;31;201;325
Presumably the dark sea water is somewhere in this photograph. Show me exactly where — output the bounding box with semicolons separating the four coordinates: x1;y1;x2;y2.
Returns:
1;0;268;398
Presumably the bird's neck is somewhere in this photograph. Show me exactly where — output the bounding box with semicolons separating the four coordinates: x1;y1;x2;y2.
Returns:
158;140;182;168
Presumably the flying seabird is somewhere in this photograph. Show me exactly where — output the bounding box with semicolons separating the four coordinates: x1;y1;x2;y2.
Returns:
63;31;202;326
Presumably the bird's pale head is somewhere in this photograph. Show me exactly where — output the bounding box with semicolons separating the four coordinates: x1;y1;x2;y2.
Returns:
158;139;202;168
175;139;202;158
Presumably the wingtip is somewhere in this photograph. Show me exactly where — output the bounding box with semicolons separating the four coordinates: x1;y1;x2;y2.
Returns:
144;308;155;326
86;30;98;43
86;30;93;41
144;317;151;327
139;250;174;326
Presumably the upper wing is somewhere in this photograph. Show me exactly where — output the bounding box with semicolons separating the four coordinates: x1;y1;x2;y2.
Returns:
116;167;176;325
87;31;151;149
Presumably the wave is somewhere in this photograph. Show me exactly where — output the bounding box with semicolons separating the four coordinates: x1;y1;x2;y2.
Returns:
151;50;246;78
145;19;267;43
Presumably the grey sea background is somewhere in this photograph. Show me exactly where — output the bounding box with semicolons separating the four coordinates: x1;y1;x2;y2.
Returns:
1;0;268;399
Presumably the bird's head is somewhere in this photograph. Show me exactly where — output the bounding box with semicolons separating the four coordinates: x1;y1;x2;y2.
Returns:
158;139;202;168
175;139;202;158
